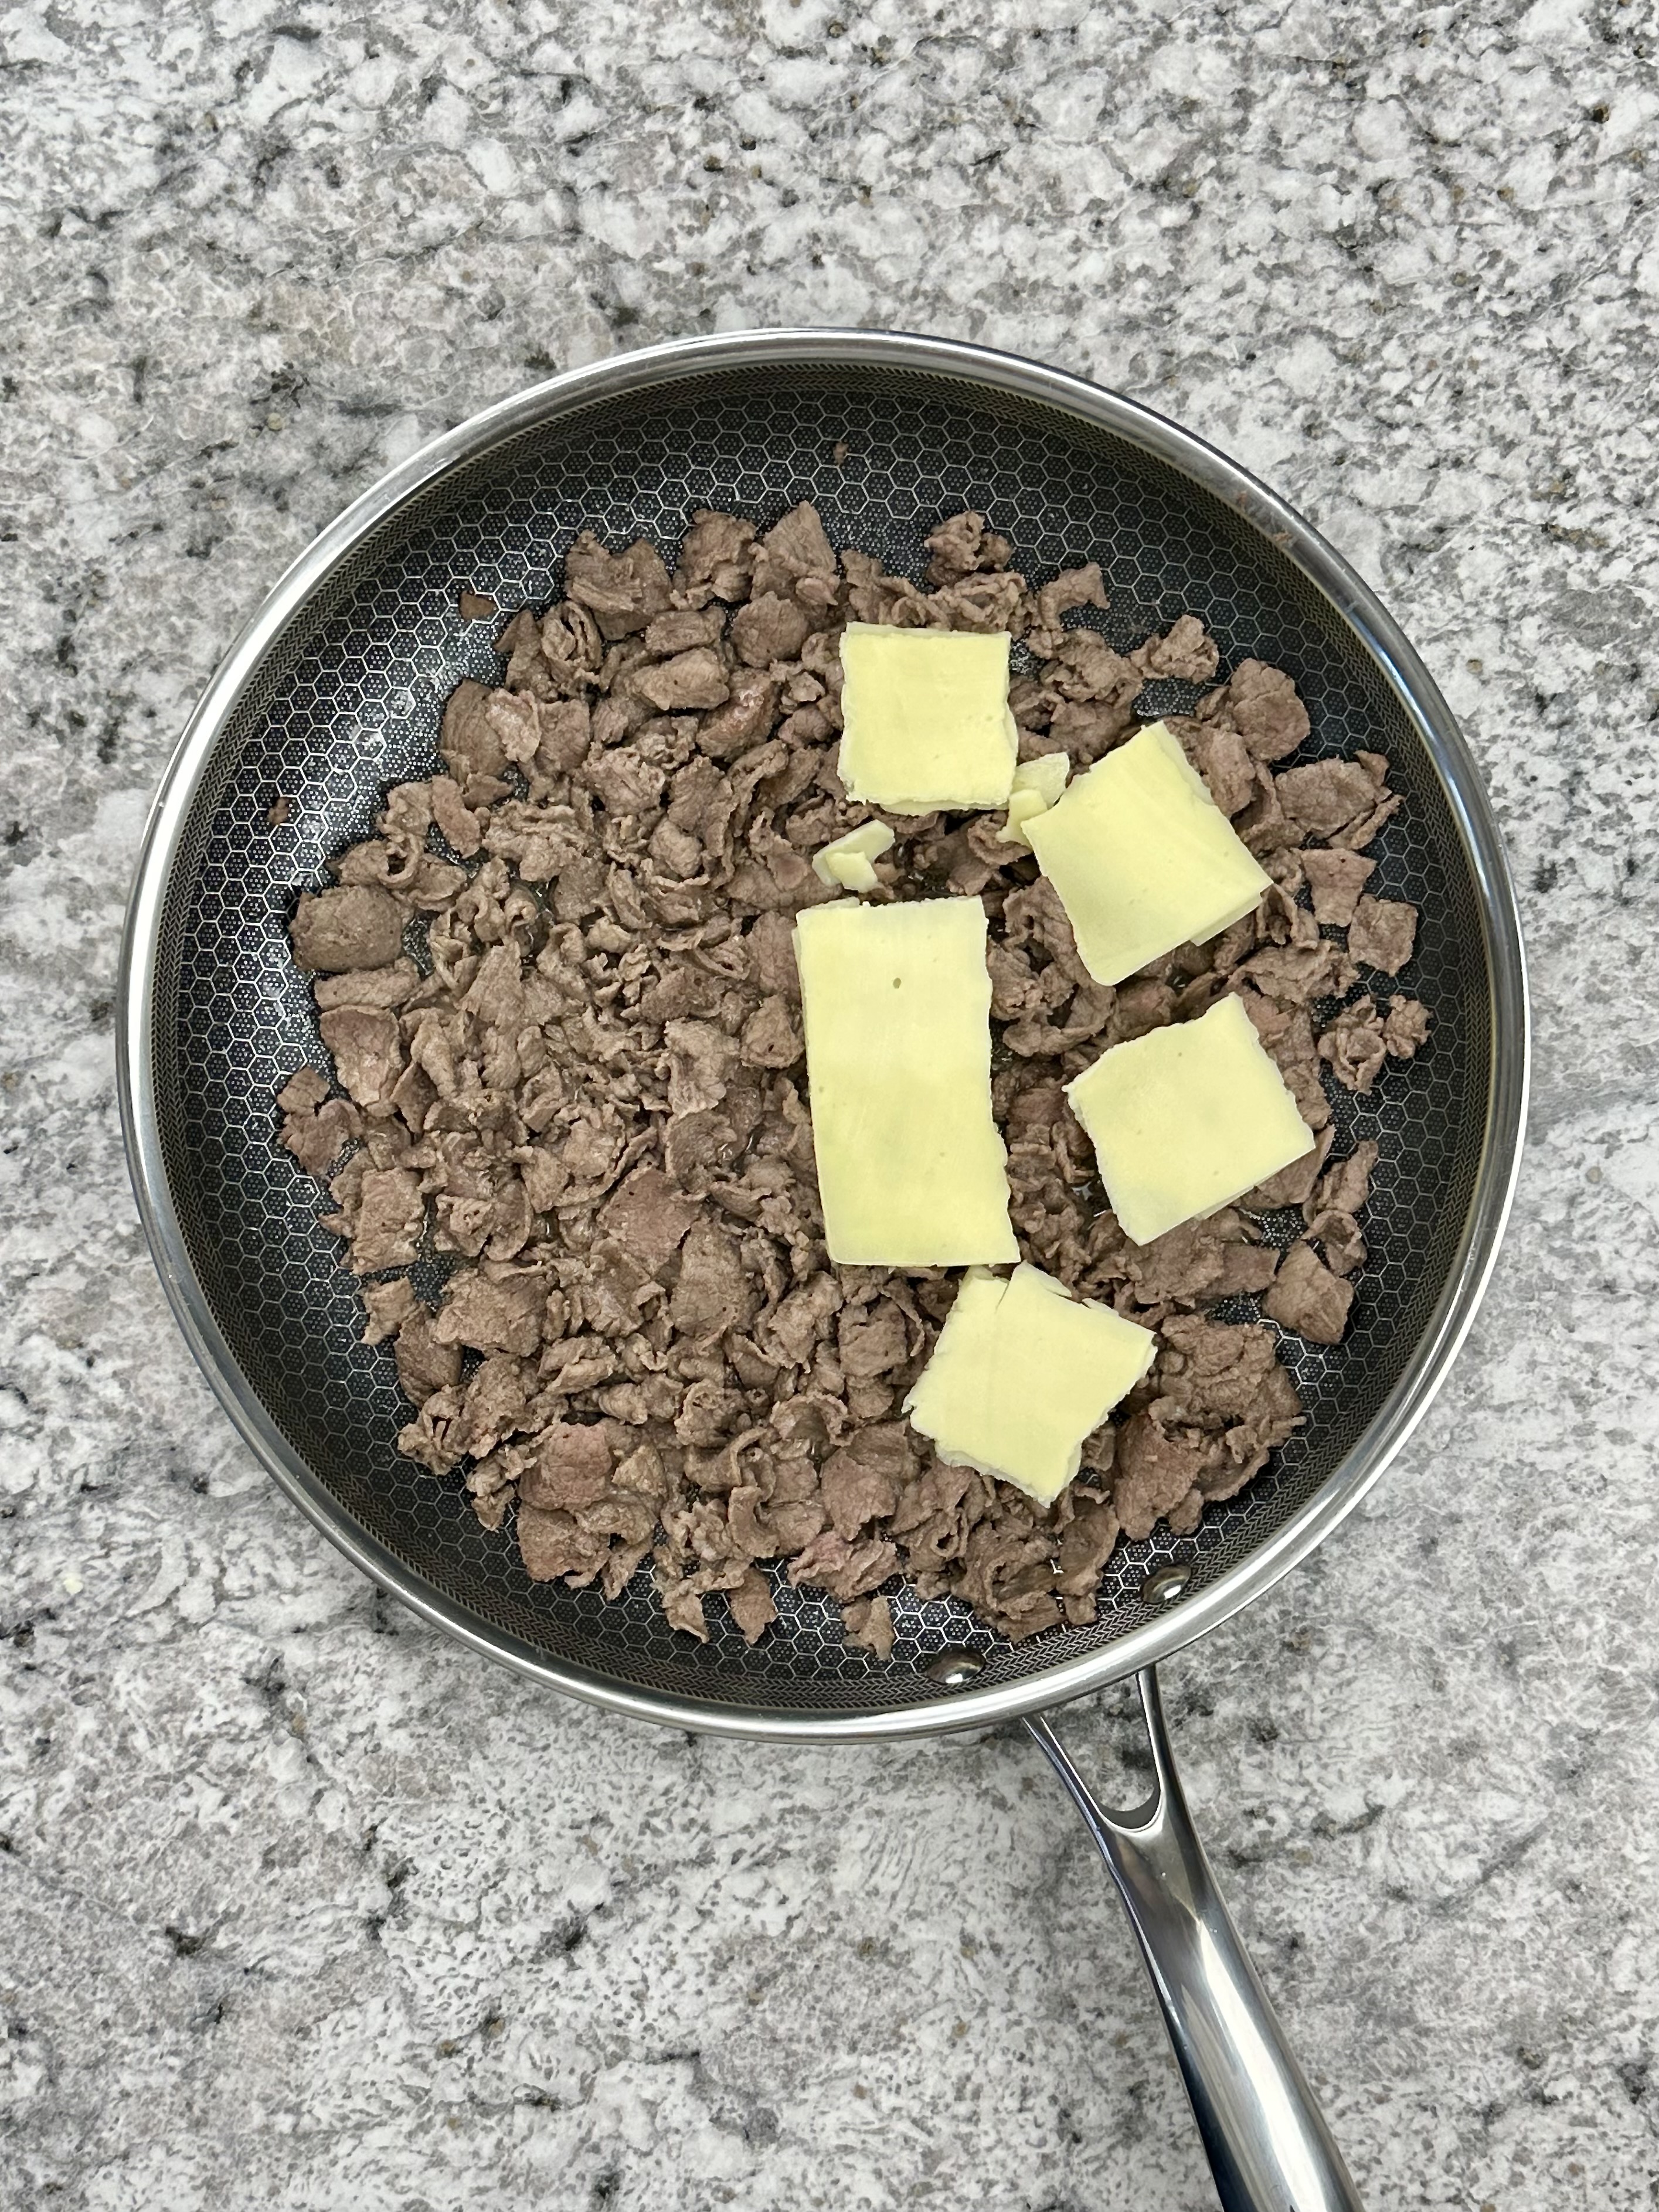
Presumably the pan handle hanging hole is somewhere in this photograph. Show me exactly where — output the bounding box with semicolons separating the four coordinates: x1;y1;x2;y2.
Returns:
1141;1563;1192;1608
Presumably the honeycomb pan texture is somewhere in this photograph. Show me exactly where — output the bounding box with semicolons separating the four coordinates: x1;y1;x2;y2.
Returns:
149;360;1493;1717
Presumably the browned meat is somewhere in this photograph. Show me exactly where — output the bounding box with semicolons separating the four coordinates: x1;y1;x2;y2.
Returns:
290;885;403;972
520;1421;613;1510
1263;1243;1354;1344
633;647;731;713
842;1593;896;1659
1172;718;1256;816
317;1006;404;1110
563;532;672;639
1198;659;1310;761
1133;615;1219;683
820;1424;911;1538
1300;847;1375;925
1318;998;1388;1094
729;1570;778;1645
1382;995;1431;1057
599;1168;699;1270
276;1066;361;1176
518;1505;610;1585
1274;761;1378;839
276;504;1432;1649
394;1309;461;1403
1113;1413;1208;1541
731;593;812;666
1308;1208;1366;1276
1349;895;1419;975
431;1270;545;1357
676;509;757;601
1310;1140;1379;1222
924;511;1014;586
1024;563;1108;655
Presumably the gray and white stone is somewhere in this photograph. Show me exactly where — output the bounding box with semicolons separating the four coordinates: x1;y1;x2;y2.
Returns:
1;0;1657;2206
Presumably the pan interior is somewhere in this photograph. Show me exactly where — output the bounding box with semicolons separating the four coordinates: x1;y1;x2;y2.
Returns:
150;360;1489;1716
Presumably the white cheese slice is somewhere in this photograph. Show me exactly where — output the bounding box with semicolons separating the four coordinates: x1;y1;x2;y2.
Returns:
905;1262;1155;1504
837;624;1018;814
811;820;896;893
1065;994;1315;1245
997;752;1071;847
1025;721;1270;985
794;898;1018;1265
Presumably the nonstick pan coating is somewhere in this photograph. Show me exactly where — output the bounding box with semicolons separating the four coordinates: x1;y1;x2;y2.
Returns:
118;333;1527;1738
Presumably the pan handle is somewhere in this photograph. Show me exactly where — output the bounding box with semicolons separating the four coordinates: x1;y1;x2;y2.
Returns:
1025;1667;1364;2212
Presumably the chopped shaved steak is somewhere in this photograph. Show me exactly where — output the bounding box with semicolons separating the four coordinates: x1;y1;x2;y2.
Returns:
277;504;1429;1646
1349;894;1419;975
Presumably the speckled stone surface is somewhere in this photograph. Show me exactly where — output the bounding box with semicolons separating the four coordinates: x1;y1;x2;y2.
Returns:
2;2;1657;2207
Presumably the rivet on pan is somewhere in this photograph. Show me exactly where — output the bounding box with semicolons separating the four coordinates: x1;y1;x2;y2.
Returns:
1141;1564;1192;1608
924;1646;987;1689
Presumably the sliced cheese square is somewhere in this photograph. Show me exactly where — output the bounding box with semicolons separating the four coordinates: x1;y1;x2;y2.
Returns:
1065;994;1315;1246
1025;721;1270;985
794;898;1017;1265
837;624;1018;814
998;752;1070;847
905;1262;1155;1505
811;819;895;893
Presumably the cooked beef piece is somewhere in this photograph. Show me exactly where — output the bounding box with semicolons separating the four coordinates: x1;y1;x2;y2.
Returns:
1263;1243;1354;1344
1198;659;1310;761
842;1593;896;1659
1171;717;1256;816
1235;939;1357;1008
1114;1413;1209;1541
360;1276;418;1344
924;511;1014;586
277;505;1430;1648
1024;563;1109;655
290;885;404;972
276;1066;362;1176
1276;758;1388;838
518;1503;611;1585
519;1421;614;1510
1308;1208;1366;1276
563;532;673;639
732;593;812;666
1311;1140;1379;1223
1133;615;1219;683
1382;995;1430;1058
1348;895;1419;975
1318;998;1388;1095
431;1269;545;1357
752;500;839;602
600;1168;699;1270
390;1305;460;1403
676;509;757;601
1243;1125;1332;1211
1300;847;1375;925
633;647;731;714
729;1570;778;1645
318;1006;405;1110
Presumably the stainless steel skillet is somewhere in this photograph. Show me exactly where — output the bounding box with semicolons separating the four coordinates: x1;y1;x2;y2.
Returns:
117;331;1528;2211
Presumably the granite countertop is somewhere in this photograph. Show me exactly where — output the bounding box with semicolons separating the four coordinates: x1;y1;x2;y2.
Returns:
2;2;1657;2206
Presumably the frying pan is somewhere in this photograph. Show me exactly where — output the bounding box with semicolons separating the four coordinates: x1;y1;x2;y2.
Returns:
117;331;1528;2211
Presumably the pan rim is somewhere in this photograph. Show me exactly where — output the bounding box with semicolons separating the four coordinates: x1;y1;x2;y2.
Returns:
116;327;1529;1741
